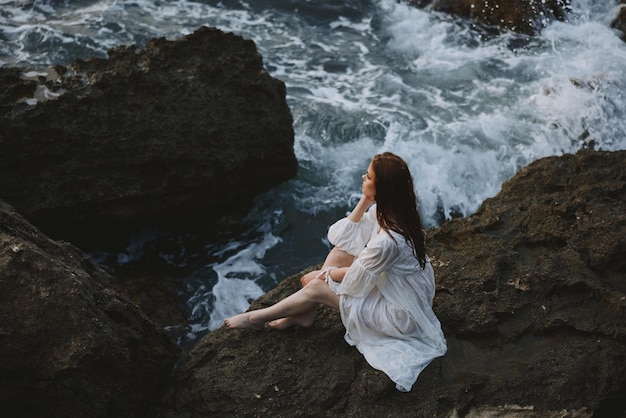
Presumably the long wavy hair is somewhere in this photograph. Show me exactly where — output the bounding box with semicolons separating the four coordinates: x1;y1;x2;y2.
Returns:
372;152;427;268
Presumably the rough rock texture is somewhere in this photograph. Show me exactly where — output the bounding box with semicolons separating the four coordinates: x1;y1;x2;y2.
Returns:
0;26;296;243
0;199;180;417
158;150;626;418
410;0;571;35
428;149;626;416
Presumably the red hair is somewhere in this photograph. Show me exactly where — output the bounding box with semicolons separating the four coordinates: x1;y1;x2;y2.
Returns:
372;152;427;268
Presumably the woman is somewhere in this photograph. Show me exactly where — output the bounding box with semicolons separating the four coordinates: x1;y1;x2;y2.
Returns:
225;152;447;392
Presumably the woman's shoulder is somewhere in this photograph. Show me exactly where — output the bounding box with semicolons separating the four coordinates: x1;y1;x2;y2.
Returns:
380;228;405;241
371;228;405;249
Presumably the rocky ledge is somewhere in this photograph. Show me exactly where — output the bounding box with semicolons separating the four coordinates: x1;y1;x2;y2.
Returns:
158;149;626;418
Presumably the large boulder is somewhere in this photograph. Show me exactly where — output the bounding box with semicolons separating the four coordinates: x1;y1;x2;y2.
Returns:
410;0;572;35
0;199;180;417
0;27;296;243
158;149;626;417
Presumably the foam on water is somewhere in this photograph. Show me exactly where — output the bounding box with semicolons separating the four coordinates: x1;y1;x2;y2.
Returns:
365;0;626;217
2;0;625;338
199;231;281;332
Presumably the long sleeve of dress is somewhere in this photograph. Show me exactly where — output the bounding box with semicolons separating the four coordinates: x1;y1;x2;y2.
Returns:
335;230;399;297
327;204;377;257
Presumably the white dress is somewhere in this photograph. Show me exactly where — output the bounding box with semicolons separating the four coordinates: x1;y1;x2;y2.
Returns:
327;204;447;392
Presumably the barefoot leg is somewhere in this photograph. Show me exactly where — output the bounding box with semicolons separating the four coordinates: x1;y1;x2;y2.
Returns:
223;312;265;330
224;280;339;330
267;310;315;330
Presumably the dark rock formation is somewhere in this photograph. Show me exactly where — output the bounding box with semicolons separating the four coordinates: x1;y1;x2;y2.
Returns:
428;149;626;416
158;150;626;417
410;0;572;35
612;0;626;41
0;26;296;244
0;199;180;417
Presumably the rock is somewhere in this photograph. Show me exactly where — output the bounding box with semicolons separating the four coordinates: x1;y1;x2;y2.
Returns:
0;199;180;417
611;0;626;41
0;27;296;244
410;0;572;35
158;150;626;417
428;149;626;416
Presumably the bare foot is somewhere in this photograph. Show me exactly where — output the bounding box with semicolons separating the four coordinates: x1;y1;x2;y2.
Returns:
267;312;314;330
224;312;265;330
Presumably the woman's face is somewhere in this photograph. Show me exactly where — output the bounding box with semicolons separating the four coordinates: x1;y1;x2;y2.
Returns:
361;162;376;199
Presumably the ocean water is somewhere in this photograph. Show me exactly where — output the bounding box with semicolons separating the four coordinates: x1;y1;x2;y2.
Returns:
2;0;625;345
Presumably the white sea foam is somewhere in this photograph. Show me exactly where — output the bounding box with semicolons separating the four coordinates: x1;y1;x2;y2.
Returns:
184;231;282;334
371;0;626;218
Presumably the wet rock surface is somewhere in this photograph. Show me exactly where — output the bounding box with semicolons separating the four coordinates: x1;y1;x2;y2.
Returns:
410;0;571;35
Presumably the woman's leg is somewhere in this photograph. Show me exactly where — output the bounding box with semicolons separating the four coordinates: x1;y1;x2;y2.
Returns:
300;247;355;286
224;279;340;330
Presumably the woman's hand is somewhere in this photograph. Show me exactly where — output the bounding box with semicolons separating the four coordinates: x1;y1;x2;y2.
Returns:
362;194;375;205
300;270;324;287
300;266;349;286
348;194;375;223
327;267;348;283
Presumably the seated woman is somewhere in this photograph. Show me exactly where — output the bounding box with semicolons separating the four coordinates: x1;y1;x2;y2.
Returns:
225;151;447;392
